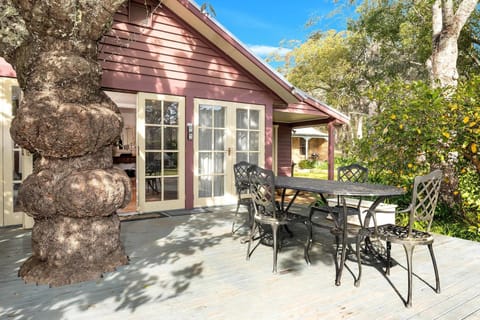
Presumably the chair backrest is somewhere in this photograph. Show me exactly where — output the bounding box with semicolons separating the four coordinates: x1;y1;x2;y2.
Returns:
337;164;368;183
234;161;251;193
409;169;443;233
335;164;369;212
248;165;277;218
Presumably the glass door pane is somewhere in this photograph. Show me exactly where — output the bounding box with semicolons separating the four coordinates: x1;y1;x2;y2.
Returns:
137;93;185;212
194;99;264;207
235;108;260;165
145;99;179;202
197;104;226;200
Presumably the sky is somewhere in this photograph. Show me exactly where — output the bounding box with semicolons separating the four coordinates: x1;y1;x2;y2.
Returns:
200;0;356;60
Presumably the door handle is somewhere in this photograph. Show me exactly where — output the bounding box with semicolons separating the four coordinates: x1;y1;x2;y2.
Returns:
227;147;231;156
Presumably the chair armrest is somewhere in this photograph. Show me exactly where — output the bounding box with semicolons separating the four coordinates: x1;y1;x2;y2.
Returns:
396;203;413;214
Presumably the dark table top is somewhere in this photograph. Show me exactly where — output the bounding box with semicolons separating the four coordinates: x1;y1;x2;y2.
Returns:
275;176;405;197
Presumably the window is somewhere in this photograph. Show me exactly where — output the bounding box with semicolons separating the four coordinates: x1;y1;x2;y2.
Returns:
129;1;152;27
299;138;306;156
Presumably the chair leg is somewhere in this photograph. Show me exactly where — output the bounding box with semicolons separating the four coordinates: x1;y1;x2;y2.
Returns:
403;244;415;308
335;232;348;286
232;200;241;234
386;241;391;275
308;210;315;242
304;221;312;265
354;234;363;287
246;221;258;261
247;203;253;229
284;225;293;237
272;223;279;273
428;243;441;294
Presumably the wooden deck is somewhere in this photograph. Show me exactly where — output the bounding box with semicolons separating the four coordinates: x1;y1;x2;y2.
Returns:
1;205;480;319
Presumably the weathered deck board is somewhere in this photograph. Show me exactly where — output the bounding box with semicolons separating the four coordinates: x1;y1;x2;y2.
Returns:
1;206;480;320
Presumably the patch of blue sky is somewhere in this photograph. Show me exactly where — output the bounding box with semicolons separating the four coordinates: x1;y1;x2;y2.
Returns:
202;0;356;59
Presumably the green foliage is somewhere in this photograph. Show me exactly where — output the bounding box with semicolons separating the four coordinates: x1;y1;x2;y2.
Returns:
334;156;361;168
349;0;480;80
0;1;29;59
298;159;313;169
458;168;480;237
354;77;480;241
294;168;329;180
356;80;446;185
395;202;480;241
430;203;480;241
284;30;354;101
448;76;480;172
297;159;327;169
350;0;432;81
279;1;480;241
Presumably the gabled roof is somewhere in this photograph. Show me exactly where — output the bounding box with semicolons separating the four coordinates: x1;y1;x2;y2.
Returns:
0;0;349;125
163;0;349;125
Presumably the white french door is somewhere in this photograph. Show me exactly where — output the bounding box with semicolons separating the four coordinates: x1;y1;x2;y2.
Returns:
0;78;33;227
194;99;264;207
137;93;185;212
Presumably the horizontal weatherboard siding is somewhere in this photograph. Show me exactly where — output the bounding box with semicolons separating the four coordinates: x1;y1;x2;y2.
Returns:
99;2;270;100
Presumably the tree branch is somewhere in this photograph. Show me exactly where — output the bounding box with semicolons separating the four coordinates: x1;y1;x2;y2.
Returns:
453;0;479;36
467;48;480;66
432;0;443;42
442;0;455;27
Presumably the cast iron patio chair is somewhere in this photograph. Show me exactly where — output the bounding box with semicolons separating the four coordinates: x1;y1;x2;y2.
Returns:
246;165;312;273
308;164;368;285
309;163;369;230
358;169;442;307
232;161;253;234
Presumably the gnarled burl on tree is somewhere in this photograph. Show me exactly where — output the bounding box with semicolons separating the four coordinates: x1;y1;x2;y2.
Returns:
1;0;131;286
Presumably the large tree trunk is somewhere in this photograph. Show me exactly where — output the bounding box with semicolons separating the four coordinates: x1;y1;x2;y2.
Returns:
431;0;478;87
4;0;130;286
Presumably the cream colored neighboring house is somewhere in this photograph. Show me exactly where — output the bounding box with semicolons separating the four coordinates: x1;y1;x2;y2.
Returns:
292;127;329;164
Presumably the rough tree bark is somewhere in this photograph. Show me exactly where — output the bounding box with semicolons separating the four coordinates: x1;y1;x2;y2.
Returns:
1;0;131;286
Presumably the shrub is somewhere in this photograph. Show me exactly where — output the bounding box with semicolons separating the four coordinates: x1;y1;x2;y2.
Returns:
298;159;313;169
351;78;480;242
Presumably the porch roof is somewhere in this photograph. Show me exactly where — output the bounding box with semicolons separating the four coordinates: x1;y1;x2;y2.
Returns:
292;127;329;139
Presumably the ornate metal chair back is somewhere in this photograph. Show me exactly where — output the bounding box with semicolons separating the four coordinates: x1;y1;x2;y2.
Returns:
408;169;443;234
335;164;369;211
337;164;368;183
248;165;277;218
234;161;251;194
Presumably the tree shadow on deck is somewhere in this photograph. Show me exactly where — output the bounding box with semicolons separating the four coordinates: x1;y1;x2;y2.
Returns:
0;205;352;319
0;207;235;319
